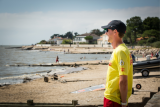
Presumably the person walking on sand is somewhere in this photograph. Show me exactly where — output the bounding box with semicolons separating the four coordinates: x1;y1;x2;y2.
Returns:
151;52;153;58
156;51;159;59
101;20;133;107
56;56;59;63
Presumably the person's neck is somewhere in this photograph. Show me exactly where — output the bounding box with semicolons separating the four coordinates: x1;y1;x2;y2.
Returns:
112;39;123;49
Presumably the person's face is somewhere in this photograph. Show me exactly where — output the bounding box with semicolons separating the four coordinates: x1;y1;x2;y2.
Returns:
105;29;115;43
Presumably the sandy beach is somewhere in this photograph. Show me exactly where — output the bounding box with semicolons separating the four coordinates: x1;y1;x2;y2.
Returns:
0;55;160;105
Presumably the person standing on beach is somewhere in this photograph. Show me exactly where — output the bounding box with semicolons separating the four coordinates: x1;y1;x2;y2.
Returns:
151;52;153;58
56;56;59;63
101;20;133;107
156;51;159;59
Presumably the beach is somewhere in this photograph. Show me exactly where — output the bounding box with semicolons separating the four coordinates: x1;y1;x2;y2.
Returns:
0;46;160;106
0;56;160;105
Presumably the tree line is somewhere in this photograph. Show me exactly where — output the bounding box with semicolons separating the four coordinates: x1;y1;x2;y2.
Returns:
124;16;160;47
38;16;160;47
50;29;105;40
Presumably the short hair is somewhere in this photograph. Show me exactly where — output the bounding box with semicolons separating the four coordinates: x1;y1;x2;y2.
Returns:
113;29;124;38
118;32;124;38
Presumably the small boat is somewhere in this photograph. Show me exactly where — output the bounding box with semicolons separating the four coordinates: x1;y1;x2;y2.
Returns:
133;59;160;77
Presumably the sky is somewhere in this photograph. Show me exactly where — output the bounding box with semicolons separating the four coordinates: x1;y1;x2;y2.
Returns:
0;0;160;45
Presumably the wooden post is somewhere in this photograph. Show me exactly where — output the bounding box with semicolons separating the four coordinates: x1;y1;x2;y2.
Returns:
158;87;160;92
44;77;49;82
27;100;33;105
72;100;78;106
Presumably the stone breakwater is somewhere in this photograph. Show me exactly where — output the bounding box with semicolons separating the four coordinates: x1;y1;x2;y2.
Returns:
21;45;159;56
131;48;159;56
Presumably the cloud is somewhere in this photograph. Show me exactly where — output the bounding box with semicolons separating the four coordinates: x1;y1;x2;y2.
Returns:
0;6;159;45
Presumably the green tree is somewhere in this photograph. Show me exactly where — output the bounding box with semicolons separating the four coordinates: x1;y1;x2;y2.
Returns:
143;17;160;31
138;40;147;46
151;41;160;48
147;37;157;43
51;34;59;39
39;40;47;44
142;29;160;40
126;16;143;44
64;32;73;39
74;32;79;36
85;36;93;43
62;39;72;44
124;27;132;44
90;29;102;36
58;34;64;38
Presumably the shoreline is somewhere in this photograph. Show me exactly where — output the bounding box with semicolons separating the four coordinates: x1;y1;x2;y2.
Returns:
20;45;160;55
0;56;156;87
0;59;108;86
0;66;89;87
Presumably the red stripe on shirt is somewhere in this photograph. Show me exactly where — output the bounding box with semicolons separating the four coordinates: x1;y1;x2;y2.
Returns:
120;68;125;72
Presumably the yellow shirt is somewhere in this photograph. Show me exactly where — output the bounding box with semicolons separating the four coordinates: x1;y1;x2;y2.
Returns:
104;43;133;104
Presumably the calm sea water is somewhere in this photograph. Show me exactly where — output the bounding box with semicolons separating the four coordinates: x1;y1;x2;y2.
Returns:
0;45;111;85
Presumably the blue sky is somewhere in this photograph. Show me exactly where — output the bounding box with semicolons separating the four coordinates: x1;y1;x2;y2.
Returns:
0;0;160;45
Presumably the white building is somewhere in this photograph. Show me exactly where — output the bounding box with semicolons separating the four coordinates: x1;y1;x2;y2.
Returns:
57;39;63;45
97;34;111;47
48;36;62;44
73;33;100;44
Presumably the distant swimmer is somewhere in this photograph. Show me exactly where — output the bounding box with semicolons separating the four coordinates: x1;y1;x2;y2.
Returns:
56;56;59;63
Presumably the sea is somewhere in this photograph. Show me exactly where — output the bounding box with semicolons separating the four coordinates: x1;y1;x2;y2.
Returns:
0;45;112;85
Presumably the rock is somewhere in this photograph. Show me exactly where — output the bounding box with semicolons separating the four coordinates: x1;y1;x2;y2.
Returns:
23;77;32;83
53;73;58;80
44;77;49;82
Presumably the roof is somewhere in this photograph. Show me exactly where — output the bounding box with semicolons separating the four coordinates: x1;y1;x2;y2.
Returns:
57;38;69;40
97;36;103;41
136;37;143;41
136;37;149;42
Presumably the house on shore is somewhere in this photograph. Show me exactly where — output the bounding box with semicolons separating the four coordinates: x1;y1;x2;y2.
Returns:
73;33;100;44
48;36;68;45
97;34;111;47
48;36;62;44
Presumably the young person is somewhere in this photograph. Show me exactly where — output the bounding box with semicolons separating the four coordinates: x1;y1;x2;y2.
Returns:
101;20;133;107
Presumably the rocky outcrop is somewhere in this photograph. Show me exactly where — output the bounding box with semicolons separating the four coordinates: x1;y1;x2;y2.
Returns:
21;46;34;50
131;48;159;56
32;46;49;50
21;45;49;50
